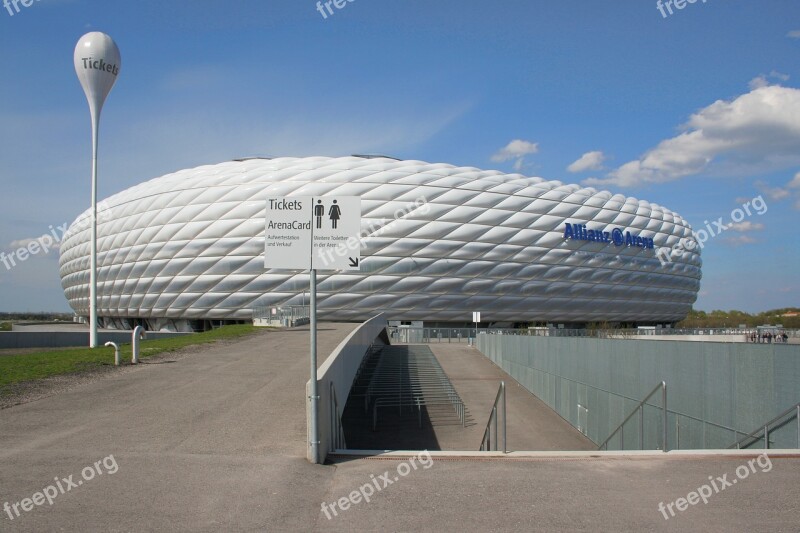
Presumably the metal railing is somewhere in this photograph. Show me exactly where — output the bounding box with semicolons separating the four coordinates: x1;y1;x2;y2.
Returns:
389;327;513;344
479;381;507;453
252;305;310;327
349;345;467;431
728;403;800;450
387;326;800;344
329;382;346;451
598;381;668;452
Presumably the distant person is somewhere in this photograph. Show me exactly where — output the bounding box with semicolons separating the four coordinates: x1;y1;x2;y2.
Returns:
783;333;789;343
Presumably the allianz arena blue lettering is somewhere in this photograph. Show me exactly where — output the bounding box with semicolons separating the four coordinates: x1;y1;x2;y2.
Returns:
563;222;655;250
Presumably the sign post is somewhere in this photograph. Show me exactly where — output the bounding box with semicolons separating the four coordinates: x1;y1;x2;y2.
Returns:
309;268;318;462
265;195;361;464
473;311;481;344
74;32;121;348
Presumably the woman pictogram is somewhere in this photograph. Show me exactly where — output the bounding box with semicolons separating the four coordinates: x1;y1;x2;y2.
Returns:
328;200;342;229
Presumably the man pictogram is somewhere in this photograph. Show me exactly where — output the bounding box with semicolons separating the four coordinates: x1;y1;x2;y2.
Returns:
314;200;325;229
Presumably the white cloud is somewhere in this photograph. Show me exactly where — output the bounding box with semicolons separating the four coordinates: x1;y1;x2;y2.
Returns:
723;235;757;246
567;151;606;173
787;30;800;39
491;139;539;162
585;86;800;188
491;139;539;173
727;221;764;232
749;76;769;90
7;236;62;251
8;238;37;249
749;71;790;90
755;180;791;201
751;174;800;211
770;70;791;82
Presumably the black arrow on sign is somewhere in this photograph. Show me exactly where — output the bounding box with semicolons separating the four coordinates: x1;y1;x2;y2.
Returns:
349;257;359;268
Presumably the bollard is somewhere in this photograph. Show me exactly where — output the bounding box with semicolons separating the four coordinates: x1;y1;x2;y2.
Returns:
132;326;145;364
105;341;120;366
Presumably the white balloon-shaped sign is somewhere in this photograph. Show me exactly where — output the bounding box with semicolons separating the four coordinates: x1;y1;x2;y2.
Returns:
73;31;120;348
74;32;121;120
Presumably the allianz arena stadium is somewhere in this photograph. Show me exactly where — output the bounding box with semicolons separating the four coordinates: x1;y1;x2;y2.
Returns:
58;156;702;331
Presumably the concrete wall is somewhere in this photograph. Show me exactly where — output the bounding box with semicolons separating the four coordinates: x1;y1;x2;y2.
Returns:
0;331;189;349
307;314;389;463
478;335;800;450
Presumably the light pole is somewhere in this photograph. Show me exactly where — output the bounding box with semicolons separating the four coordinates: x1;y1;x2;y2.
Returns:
74;32;121;347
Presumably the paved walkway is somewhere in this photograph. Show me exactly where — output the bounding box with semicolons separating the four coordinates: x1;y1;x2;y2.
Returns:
431;344;595;451
0;324;356;532
1;326;798;532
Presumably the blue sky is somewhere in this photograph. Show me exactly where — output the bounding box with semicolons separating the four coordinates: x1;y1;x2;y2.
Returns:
0;0;798;313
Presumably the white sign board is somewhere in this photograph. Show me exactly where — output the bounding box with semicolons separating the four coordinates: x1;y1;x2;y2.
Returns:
311;196;361;271
264;196;361;271
264;197;312;269
473;312;481;323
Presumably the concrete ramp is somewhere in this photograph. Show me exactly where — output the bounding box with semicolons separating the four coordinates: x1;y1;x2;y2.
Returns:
431;344;596;451
341;343;595;452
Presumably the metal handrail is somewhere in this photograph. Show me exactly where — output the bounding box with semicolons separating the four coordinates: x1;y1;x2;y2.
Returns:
329;382;346;451
479;381;506;453
598;381;668;452
728;402;800;450
362;345;466;430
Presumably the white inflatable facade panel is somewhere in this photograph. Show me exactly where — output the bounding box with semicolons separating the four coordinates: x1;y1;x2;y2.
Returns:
59;157;701;326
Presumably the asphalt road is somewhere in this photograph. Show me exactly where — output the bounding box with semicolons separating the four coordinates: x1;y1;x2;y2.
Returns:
1;324;798;532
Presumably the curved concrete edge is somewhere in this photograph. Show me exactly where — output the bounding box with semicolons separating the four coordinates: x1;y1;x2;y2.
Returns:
327;449;800;461
308;314;389;463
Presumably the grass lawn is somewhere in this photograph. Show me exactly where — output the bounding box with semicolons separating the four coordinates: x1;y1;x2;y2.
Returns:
0;322;11;331
0;324;262;392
